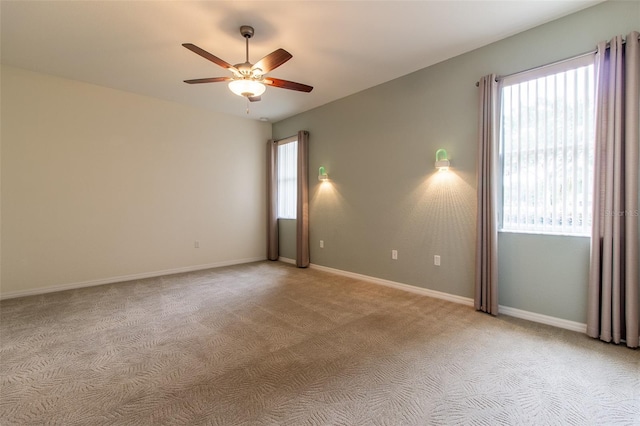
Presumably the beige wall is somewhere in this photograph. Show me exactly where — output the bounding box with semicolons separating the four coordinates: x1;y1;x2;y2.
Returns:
1;66;270;297
273;0;639;324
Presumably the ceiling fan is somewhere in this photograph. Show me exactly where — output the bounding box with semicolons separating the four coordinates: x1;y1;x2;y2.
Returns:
182;25;313;103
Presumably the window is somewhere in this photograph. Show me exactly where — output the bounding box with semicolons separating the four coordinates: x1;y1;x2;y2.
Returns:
277;139;297;219
500;55;595;235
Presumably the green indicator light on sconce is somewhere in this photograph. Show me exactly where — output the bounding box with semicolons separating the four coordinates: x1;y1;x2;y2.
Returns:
318;166;329;181
435;149;450;171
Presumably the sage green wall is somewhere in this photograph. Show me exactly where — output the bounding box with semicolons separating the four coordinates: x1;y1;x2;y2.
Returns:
498;234;591;321
273;1;639;323
278;219;297;260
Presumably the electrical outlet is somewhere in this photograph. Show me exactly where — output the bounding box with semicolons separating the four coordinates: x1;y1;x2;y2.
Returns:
434;255;441;266
320;240;324;248
392;250;398;260
194;241;200;248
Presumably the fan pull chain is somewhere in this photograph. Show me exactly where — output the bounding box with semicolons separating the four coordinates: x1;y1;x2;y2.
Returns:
246;98;250;114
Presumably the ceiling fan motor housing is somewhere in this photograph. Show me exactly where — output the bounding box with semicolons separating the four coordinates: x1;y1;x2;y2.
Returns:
240;25;254;39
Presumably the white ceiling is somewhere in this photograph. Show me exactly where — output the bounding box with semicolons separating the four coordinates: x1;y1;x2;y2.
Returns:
1;1;602;122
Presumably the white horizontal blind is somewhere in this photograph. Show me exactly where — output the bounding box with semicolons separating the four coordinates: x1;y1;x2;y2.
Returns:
500;56;595;235
277;140;297;219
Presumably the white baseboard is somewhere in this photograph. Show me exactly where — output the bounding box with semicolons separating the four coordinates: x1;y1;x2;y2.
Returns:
498;305;587;333
0;256;266;300
307;262;588;334
308;263;474;307
5;257;589;335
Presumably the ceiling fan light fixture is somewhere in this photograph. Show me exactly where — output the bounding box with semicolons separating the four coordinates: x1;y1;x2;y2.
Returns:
228;79;266;98
183;25;312;105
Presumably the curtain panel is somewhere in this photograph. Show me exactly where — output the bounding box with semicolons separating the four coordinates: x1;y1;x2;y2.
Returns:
587;32;639;348
296;130;310;268
266;140;279;261
475;74;500;315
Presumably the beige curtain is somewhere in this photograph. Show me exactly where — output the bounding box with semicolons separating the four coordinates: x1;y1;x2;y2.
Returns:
475;74;499;315
266;139;278;261
296;131;310;267
587;32;639;348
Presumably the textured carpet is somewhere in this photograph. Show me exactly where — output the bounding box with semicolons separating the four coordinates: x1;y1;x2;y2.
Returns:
1;261;638;425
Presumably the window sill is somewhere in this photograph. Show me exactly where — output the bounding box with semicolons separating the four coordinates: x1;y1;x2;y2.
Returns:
499;229;590;238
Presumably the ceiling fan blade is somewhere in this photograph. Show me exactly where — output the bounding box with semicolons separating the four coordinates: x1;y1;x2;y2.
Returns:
182;43;237;71
264;78;313;93
252;49;292;74
248;96;262;102
183;77;232;84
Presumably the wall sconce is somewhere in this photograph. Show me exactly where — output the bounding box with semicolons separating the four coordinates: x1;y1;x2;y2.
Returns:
435;149;450;171
318;166;329;181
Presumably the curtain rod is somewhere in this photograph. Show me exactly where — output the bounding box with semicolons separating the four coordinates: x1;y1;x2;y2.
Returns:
474;49;594;87
489;50;595;85
474;33;639;87
274;135;297;144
